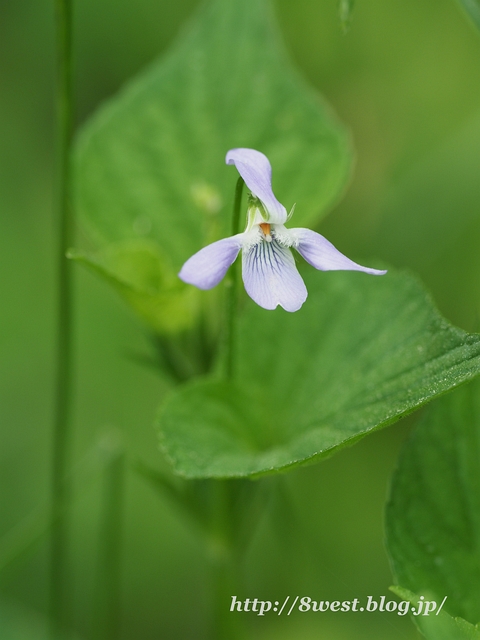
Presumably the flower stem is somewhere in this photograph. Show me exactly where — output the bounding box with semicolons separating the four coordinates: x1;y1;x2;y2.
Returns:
224;177;244;379
93;434;125;640
208;481;244;640
51;0;74;636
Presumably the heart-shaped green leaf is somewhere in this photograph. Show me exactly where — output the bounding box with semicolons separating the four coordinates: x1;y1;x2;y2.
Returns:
158;269;480;478
386;376;480;627
73;0;351;333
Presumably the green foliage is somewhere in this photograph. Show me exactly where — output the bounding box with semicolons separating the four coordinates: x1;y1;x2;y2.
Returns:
390;587;480;640
68;241;199;334
136;462;279;556
386;378;480;633
458;0;480;30
158;269;480;478
338;0;355;32
73;0;351;334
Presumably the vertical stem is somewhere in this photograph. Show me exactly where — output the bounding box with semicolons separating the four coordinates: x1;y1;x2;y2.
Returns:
211;552;241;640
51;0;74;636
93;435;125;640
208;481;243;640
224;177;244;379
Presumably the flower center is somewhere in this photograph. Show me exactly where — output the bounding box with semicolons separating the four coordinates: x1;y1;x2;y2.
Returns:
259;222;272;242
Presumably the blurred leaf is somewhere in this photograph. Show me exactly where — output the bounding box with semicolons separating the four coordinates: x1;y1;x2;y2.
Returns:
375;114;480;274
338;0;355;31
0;600;82;640
135;461;207;531
390;586;480;640
0;508;49;580
0;602;47;640
73;0;352;306
458;0;480;30
69;240;199;334
386;377;480;625
158;268;480;478
373;113;480;327
137;462;276;555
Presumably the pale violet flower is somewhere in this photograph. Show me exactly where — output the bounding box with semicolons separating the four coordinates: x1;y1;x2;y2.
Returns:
179;148;386;312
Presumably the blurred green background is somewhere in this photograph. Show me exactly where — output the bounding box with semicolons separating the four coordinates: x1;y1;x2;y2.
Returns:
2;0;480;637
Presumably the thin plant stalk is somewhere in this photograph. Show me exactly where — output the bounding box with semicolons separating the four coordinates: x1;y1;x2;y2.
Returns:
217;173;249;633
208;481;243;640
93;435;125;640
51;0;74;636
224;177;244;379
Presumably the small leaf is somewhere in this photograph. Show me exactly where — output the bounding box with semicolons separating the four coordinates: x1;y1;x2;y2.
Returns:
338;0;355;32
73;0;352;322
69;240;200;334
390;586;480;640
458;0;480;30
158;269;480;478
386;377;480;626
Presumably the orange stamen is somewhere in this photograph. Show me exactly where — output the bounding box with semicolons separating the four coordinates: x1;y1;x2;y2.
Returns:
259;223;271;237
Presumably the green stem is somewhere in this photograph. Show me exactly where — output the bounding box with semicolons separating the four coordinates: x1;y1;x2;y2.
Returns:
224;177;244;379
51;0;74;636
208;481;243;640
211;553;241;640
93;435;125;640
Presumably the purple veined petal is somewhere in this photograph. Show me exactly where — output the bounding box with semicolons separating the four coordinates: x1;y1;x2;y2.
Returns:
242;239;307;312
226;148;287;225
291;228;387;275
179;235;243;289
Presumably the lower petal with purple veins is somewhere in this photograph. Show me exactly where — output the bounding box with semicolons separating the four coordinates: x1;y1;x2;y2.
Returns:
242;239;307;312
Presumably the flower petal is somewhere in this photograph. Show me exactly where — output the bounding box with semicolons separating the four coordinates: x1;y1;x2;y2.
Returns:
291;228;387;275
179;235;243;289
242;240;307;312
226;148;287;225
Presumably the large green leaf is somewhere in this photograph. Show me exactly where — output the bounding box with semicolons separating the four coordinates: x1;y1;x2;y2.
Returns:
158;268;480;478
386;377;480;628
74;0;351;279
